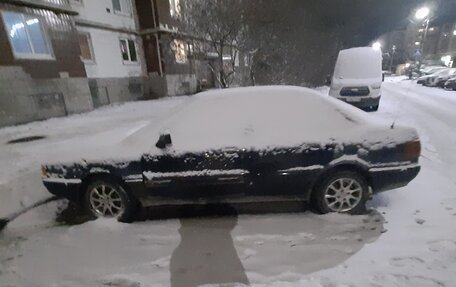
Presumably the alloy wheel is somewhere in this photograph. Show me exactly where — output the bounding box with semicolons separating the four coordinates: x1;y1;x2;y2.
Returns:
88;184;124;218
324;178;363;212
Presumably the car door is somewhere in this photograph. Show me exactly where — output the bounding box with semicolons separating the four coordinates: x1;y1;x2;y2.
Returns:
141;147;249;199
247;144;330;198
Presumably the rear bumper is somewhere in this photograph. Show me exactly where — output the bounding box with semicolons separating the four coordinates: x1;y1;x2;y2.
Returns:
369;164;420;193
42;178;82;202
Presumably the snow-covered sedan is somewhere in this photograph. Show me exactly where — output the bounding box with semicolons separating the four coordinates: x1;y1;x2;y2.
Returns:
41;86;421;221
416;67;448;84
431;68;456;88
444;77;456;91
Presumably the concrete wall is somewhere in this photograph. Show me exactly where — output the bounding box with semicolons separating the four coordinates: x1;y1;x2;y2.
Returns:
144;74;168;99
166;74;197;96
88;77;145;107
88;74;196;107
0;67;92;127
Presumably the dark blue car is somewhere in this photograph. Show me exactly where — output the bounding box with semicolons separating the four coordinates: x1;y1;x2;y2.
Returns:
41;86;421;222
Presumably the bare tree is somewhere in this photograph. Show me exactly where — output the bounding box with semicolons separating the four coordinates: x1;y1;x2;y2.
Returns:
181;0;246;88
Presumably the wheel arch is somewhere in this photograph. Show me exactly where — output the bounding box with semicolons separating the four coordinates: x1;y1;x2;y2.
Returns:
309;163;372;200
79;172;127;204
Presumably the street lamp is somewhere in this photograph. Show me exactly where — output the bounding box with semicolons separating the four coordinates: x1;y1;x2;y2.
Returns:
389;45;397;72
372;41;381;51
415;7;430;20
414;6;431;73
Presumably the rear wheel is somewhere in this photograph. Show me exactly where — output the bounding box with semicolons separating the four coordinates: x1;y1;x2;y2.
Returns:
85;179;136;222
312;171;369;214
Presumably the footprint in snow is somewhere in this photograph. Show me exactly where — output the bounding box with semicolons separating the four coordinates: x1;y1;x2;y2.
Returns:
415;218;426;225
389;256;425;267
428;240;456;253
370;274;445;287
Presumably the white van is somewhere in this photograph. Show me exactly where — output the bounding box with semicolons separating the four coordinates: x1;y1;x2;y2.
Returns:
329;47;383;111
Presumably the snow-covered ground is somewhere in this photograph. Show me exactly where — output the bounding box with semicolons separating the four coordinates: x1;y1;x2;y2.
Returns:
1;78;456;286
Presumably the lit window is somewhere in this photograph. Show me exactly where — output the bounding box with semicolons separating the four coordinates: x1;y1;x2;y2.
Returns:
172;40;187;63
112;0;131;15
119;39;138;63
78;32;94;62
169;0;180;17
2;11;53;59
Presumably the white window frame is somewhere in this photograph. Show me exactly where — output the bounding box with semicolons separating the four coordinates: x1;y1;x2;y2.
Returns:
78;32;95;64
119;38;139;65
1;11;54;60
112;0;132;16
169;0;180;18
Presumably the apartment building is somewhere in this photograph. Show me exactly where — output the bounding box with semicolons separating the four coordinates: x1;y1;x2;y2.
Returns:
70;0;147;107
0;0;93;127
0;0;247;127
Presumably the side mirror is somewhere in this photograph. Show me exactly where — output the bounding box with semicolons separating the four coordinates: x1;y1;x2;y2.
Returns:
156;133;172;149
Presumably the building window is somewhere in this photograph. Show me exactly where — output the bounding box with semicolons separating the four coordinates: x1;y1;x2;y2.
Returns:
1;11;53;59
172;39;187;63
120;39;138;63
112;0;131;15
169;0;180;17
78;32;94;62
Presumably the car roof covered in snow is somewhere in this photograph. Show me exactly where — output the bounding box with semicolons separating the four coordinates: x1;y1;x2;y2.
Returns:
122;86;389;153
47;86;418;164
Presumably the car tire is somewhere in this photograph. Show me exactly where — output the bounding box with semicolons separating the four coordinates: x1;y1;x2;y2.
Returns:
85;179;137;222
312;171;369;215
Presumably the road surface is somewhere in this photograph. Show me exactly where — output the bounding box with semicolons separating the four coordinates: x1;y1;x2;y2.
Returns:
0;78;455;286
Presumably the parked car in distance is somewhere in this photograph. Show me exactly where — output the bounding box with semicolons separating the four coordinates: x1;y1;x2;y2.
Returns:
420;66;447;75
444;77;456;91
430;68;456;88
416;67;449;86
329;47;383;111
41;86;421;222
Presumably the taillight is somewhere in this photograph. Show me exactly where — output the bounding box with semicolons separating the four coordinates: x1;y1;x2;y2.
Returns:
404;141;421;161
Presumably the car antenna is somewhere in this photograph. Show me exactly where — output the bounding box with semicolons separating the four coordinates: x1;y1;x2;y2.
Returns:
390;79;412;129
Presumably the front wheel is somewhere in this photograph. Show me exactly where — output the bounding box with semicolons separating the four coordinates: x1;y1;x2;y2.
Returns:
312;171;369;214
85;180;137;222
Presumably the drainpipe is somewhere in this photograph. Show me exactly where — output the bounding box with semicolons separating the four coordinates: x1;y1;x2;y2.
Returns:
151;0;163;76
131;0;147;77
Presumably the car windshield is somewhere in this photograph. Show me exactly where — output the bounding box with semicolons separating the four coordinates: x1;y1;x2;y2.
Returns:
1;1;456;287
